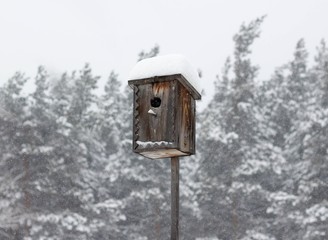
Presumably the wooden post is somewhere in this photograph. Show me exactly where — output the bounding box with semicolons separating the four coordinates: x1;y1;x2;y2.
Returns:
171;157;179;240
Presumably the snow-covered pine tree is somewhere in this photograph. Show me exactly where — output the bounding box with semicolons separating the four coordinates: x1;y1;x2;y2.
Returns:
68;63;99;128
98;71;123;155
263;39;325;240
0;72;28;239
315;39;328;107
138;44;160;61
0;72;28;116
272;39;328;239
197;16;278;239
298;38;328;239
18;65;122;239
51;72;73;119
0;67;55;238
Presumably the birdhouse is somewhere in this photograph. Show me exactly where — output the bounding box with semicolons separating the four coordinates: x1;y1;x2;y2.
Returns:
128;54;201;159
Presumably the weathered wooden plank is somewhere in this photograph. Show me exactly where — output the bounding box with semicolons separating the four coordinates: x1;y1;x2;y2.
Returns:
131;76;198;159
182;86;191;153
136;81;175;143
191;97;196;154
140;149;188;159
150;81;172;141
174;82;195;154
132;85;138;150
137;84;152;141
128;74;201;100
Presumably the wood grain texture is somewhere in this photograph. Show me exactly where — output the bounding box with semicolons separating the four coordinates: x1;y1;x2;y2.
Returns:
136;81;176;143
128;74;201;100
130;75;198;159
175;81;196;154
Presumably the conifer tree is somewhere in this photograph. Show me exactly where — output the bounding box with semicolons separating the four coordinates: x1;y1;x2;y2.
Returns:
197;16;278;239
272;39;328;239
0;72;28;238
138;44;160;61
68;63;99;127
98;71;122;155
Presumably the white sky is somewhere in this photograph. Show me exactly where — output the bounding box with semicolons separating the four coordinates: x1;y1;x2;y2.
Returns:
1;0;328;109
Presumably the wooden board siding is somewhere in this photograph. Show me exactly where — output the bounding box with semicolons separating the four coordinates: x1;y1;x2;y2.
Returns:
176;82;196;154
140;149;188;159
130;75;198;159
134;81;177;151
128;74;201;100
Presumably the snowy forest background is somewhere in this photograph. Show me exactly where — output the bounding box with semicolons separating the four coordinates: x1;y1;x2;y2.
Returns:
0;17;328;240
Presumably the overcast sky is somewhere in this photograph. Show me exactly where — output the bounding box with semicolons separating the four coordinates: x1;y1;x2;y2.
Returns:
1;0;328;109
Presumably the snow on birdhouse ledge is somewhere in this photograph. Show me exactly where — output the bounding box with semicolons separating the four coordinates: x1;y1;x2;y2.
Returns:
128;54;201;100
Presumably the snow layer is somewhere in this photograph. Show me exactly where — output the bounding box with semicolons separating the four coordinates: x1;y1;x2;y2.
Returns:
136;140;173;148
128;54;201;94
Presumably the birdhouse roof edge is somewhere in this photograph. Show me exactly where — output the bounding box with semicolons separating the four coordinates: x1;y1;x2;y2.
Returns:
128;74;201;100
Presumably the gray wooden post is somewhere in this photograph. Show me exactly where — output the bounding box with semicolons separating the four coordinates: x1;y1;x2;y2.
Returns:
171;157;179;240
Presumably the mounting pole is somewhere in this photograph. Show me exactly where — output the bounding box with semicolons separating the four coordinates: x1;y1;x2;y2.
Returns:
171;157;179;240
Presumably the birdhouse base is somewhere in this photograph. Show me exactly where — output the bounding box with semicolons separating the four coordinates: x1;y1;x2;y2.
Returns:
139;149;189;159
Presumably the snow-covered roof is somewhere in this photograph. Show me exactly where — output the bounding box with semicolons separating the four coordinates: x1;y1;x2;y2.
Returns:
128;54;201;98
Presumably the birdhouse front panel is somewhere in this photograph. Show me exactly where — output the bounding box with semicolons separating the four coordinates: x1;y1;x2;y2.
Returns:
135;80;176;145
130;75;196;159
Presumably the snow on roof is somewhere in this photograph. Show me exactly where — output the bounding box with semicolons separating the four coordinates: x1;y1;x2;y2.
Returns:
128;54;201;94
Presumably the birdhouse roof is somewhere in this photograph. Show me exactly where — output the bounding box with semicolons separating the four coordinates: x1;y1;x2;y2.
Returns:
128;54;201;100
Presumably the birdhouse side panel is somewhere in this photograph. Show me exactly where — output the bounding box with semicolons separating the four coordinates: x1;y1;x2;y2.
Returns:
133;81;177;151
176;83;196;154
190;96;196;154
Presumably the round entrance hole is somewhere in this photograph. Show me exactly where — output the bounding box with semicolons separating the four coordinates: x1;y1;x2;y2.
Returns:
151;97;161;108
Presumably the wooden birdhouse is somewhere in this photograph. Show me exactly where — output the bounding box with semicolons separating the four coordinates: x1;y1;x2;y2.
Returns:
128;54;201;159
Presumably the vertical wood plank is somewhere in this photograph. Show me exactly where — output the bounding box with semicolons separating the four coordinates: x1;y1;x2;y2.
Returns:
177;81;193;153
191;97;196;154
132;85;138;150
171;157;179;240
